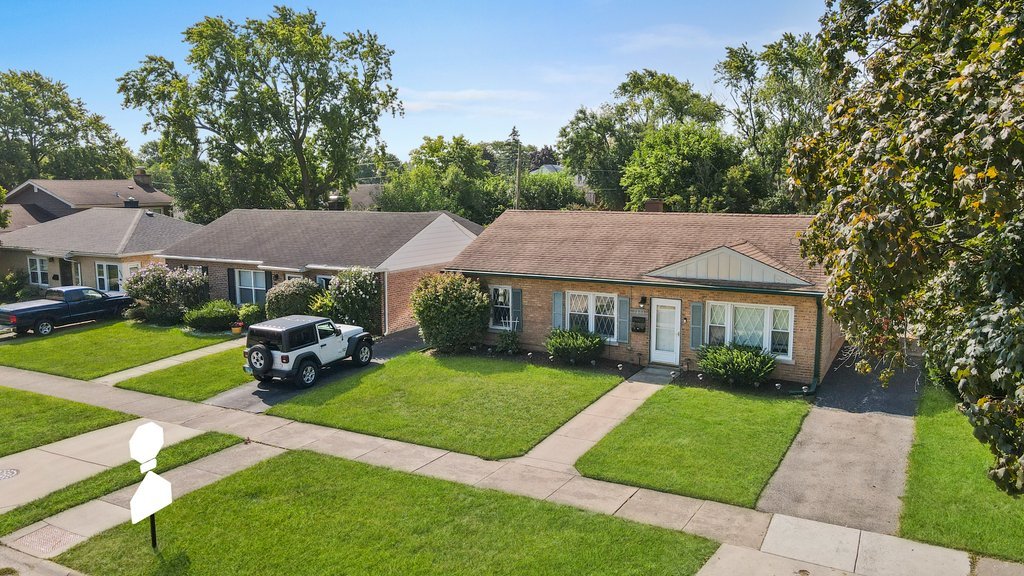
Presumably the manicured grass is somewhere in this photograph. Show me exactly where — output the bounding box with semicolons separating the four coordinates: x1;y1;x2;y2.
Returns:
0;386;133;458
0;432;239;537
58;451;718;575
0;320;235;380
116;348;250;401
576;385;810;508
268;352;622;459
900;386;1024;562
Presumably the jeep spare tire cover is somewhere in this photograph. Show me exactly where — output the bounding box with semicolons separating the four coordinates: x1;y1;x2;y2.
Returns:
248;344;273;375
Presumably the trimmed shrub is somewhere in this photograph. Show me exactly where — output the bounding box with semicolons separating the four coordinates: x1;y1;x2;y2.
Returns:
184;300;238;332
0;269;28;303
411;273;489;353
237;303;265;327
495;329;521;355
321;268;382;334
308;291;335;319
123;305;147;321
545;329;604;364
123;264;209;325
15;285;45;302
697;344;777;388
264;278;321;319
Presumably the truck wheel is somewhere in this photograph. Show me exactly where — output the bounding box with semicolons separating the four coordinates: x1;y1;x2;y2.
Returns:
247;344;272;376
33;319;54;336
352;341;373;367
294;360;319;388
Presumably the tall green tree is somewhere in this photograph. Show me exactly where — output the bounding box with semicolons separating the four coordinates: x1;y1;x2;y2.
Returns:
557;70;722;209
715;33;827;210
0;70;133;188
791;0;1024;493
0;186;10;230
118;6;401;212
517;171;585;210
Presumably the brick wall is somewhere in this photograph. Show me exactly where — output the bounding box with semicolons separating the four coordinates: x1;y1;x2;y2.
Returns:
161;259;279;304
470;274;844;385
385;264;444;334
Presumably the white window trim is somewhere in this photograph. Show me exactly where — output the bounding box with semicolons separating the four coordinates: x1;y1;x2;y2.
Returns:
705;301;795;362
187;265;205;275
236;269;267;304
125;262;141;278
566;290;618;343
71;261;83;286
315;275;333;289
488;285;513;330
95;262;122;292
285;273;303;281
27;257;49;287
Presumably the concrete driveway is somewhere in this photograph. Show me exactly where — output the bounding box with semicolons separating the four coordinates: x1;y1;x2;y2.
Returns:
203;328;424;413
756;357;922;534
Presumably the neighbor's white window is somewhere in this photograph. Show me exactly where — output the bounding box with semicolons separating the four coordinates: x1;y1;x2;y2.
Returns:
237;270;267;304
187;265;205;274
705;301;794;360
96;263;121;291
125;262;141;278
566;291;617;341
71;261;82;286
489;285;512;329
316;275;333;290
285;274;303;281
27;257;48;286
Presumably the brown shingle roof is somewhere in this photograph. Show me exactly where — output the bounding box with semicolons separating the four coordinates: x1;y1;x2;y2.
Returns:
1;204;58;232
18;179;174;208
0;208;201;256
161;209;482;270
447;210;825;293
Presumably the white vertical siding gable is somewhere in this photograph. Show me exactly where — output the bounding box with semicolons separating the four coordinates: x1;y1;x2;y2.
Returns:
377;214;479;272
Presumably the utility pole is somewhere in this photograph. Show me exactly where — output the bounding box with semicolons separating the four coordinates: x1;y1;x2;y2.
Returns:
510;126;521;210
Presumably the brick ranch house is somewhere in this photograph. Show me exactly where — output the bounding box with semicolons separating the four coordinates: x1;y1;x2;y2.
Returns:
159;209;483;335
446;210;845;387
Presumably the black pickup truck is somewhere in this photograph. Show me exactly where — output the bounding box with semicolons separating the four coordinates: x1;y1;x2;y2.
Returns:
0;286;133;336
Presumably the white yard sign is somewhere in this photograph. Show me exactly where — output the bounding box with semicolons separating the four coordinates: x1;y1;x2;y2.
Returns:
128;422;173;547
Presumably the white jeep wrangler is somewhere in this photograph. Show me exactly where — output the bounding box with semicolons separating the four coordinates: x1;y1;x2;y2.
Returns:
243;315;373;388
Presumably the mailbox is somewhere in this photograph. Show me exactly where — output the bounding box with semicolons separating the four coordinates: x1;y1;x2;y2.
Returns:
631;316;647;333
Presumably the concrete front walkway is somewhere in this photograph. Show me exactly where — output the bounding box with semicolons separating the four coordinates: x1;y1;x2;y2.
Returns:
92;337;246;386
757;362;920;534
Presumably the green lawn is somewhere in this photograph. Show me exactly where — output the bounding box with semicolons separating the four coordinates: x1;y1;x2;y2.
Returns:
576;385;810;508
0;320;235;380
268;352;622;459
116;348;250;401
0;432;239;537
0;386;133;457
900;386;1024;562
58;451;718;576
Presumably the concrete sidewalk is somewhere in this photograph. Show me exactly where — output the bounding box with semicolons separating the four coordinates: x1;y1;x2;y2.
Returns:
92;337;246;386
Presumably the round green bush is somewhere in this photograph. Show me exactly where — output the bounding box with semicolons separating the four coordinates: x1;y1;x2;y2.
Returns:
411;273;489;353
237;303;265;327
545;329;604;364
123;264;209;325
184;300;238;332
264;278;321;319
697;344;777;387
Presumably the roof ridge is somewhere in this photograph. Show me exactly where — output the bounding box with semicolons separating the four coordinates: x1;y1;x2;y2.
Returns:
114;209;144;254
503;210;814;218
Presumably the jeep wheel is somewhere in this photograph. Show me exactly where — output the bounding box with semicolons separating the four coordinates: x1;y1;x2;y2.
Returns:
34;319;54;336
295;360;319;388
352;341;373;367
247;344;272;376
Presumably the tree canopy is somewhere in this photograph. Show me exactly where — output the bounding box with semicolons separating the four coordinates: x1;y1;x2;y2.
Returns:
118;6;401;219
791;0;1024;493
0;70;133;189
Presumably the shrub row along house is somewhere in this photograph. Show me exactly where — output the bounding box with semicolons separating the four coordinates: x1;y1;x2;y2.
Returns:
447;210;845;386
158;209;482;335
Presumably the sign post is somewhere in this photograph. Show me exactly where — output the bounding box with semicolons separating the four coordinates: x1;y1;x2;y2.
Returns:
128;422;173;549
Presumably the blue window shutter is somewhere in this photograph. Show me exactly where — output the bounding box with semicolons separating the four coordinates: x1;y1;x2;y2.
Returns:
690;302;704;349
617;296;629;343
511;289;523;333
551;291;564;330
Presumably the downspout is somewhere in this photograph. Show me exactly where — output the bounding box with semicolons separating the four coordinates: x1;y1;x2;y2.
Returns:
791;295;823;396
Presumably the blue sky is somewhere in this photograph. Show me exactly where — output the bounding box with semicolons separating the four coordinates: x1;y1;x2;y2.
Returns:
0;0;825;159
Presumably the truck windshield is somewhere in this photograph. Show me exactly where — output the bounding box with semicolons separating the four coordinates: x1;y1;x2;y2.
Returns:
44;290;65;302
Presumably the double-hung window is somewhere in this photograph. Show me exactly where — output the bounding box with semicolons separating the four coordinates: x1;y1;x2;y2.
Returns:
96;263;121;291
237;270;267;304
489;285;512;329
566;291;617;341
27;257;48;286
705;301;794;360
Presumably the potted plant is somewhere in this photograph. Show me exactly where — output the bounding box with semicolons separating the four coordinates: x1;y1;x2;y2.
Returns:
230;321;245;335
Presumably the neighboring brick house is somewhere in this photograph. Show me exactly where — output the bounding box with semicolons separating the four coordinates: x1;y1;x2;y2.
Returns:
0;208;201;291
446;210;845;387
1;169;174;232
158;209;482;335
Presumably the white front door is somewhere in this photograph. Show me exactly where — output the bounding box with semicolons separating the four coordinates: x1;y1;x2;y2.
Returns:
650;298;682;365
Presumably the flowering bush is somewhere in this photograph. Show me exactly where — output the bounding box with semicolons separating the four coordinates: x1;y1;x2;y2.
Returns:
314;268;382;334
411;273;489;353
264;278;321;319
123;264;209;324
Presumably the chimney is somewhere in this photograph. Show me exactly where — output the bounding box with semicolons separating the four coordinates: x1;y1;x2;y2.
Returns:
133;167;153;187
643;198;665;212
327;194;343;211
124;196;139;209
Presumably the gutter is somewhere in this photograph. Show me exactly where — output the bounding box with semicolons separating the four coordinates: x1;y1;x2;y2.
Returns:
792;295;823;396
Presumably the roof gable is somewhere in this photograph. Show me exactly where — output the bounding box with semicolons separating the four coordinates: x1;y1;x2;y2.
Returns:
9;179;174;208
647;245;810;286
